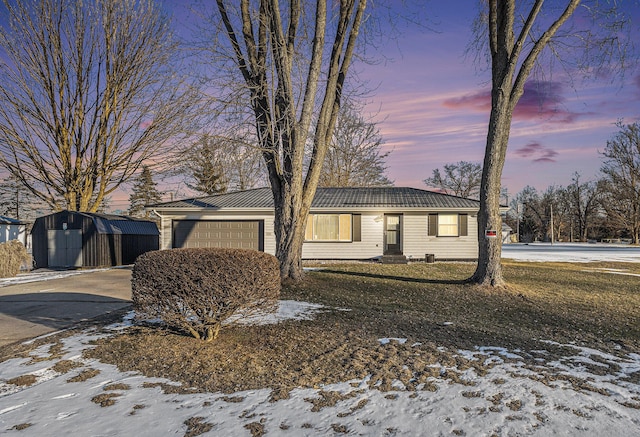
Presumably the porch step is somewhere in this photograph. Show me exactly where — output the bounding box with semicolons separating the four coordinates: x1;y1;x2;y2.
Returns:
381;254;408;264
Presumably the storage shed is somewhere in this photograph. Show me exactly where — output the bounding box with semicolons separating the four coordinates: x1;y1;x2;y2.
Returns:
31;211;159;268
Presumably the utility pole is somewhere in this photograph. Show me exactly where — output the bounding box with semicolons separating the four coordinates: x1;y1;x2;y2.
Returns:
550;204;554;245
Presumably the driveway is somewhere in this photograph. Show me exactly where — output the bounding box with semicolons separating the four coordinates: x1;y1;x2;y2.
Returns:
0;268;132;347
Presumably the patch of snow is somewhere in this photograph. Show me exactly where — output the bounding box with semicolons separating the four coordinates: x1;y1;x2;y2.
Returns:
0;268;113;287
377;338;407;345
224;300;326;326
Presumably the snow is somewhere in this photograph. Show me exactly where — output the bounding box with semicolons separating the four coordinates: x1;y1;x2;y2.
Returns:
1;247;640;435
502;242;640;263
1;323;639;436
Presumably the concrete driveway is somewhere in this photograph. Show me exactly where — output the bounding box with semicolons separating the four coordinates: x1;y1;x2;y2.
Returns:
0;268;132;346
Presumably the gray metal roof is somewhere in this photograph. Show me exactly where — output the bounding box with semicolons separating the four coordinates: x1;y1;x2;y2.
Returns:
150;187;481;210
0;215;26;225
88;213;159;236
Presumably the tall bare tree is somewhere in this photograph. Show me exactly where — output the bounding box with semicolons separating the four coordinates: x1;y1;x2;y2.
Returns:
470;1;631;286
175;132;266;195
319;102;393;187
424;161;482;199
213;0;367;280
599;122;640;244
0;0;195;212
564;172;600;242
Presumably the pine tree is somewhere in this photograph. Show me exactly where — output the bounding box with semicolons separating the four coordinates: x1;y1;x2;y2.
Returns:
129;166;163;218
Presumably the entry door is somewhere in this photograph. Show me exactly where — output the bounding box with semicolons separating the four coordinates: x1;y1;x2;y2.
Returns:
384;214;402;255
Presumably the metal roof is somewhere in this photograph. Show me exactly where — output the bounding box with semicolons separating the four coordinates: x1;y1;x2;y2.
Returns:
150;187;481;210
0;215;27;225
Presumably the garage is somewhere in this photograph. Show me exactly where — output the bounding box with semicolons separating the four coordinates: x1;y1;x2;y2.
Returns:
172;220;264;251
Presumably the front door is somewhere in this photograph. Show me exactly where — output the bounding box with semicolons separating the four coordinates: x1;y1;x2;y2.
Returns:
384;214;402;255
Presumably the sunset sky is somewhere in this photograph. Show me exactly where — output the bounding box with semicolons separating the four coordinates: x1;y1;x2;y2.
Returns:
354;1;640;198
160;0;640;205
2;1;639;212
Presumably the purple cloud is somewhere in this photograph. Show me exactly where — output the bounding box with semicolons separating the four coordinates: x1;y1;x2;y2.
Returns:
514;142;558;163
635;74;640;92
443;80;581;123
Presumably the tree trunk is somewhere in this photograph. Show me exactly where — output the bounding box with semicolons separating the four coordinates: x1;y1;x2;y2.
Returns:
272;185;310;281
472;100;513;287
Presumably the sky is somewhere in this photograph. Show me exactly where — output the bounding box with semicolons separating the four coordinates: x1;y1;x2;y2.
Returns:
2;1;639;213
353;1;640;198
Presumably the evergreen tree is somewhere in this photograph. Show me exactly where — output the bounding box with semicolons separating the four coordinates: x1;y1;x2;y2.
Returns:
129;166;163;218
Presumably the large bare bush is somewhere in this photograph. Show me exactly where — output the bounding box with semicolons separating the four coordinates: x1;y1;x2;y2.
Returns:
0;240;31;278
131;248;281;341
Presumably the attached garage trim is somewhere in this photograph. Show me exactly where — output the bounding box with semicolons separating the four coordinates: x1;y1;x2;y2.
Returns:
172;220;264;251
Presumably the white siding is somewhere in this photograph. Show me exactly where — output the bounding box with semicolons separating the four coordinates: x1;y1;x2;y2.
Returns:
403;212;478;260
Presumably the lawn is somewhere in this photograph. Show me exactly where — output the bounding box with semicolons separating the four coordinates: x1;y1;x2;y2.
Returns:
1;261;639;435
82;261;640;396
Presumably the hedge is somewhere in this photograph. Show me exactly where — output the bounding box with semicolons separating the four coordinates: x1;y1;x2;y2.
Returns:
131;248;281;341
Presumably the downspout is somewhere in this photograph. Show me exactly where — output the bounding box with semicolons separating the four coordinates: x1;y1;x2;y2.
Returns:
151;209;164;250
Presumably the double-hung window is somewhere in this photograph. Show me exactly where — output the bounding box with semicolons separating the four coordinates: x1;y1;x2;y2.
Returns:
305;214;352;242
428;213;468;237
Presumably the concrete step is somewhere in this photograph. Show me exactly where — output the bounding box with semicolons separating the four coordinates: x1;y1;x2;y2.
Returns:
381;254;408;264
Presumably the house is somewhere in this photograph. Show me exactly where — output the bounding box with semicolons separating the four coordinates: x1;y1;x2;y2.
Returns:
148;187;485;261
31;211;160;268
0;215;27;245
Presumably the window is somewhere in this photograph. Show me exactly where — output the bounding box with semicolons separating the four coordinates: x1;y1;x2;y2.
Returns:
428;213;468;237
438;214;459;236
305;214;352;242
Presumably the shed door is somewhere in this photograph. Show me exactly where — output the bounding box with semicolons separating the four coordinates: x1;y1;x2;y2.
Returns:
172;220;263;251
47;230;82;268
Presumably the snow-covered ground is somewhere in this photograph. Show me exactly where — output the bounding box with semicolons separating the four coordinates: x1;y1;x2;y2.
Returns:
502;242;640;263
1;311;639;436
1;246;639;435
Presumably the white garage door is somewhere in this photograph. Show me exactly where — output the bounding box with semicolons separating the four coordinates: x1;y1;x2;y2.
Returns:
172;220;263;251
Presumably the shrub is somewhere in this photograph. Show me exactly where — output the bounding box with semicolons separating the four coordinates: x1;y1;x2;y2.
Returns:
0;240;31;278
131;248;281;341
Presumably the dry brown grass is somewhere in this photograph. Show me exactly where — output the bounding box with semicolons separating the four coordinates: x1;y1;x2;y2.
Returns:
78;261;640;398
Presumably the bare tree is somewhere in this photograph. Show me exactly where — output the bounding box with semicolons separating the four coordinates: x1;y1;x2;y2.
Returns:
599;122;640;244
470;1;631;286
564;172;600;242
424;161;481;199
319;102;393;187
0;0;195;212
516;185;565;243
213;0;368;280
175;132;266;195
0;175;48;220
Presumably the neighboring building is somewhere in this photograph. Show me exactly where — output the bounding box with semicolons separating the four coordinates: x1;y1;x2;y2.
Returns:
31;211;159;268
149;187;488;261
0;215;27;245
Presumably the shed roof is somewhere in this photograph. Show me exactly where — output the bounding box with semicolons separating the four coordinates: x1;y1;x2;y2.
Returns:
36;211;159;235
150;187;481;210
89;213;159;236
0;215;27;225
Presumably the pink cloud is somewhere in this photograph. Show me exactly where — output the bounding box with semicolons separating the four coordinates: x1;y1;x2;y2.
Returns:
443;80;583;123
513;142;558;163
